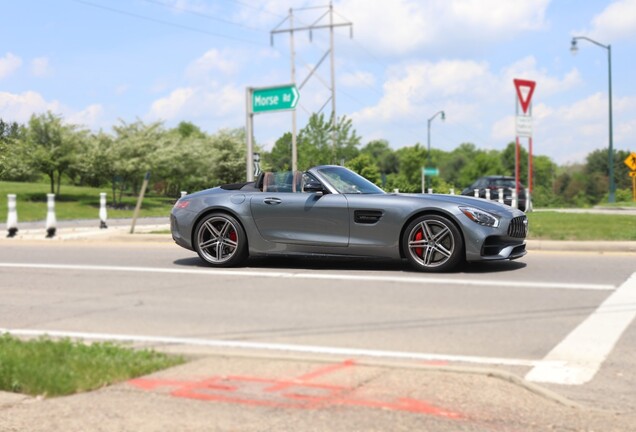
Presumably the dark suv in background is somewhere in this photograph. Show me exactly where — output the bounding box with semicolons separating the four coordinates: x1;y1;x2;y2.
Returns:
461;176;527;211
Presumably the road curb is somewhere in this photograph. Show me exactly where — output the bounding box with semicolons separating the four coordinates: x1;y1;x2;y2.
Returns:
526;240;636;253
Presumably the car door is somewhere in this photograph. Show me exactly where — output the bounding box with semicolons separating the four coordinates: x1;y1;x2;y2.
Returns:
250;188;349;247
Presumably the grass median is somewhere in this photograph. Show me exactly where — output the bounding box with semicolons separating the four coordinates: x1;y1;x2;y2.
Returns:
0;181;175;222
526;212;636;241
0;334;184;397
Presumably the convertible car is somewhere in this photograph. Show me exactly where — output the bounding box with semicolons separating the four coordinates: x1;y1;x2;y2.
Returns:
170;165;528;272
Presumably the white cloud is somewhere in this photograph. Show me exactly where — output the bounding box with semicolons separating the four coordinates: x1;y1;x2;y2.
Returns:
491;93;636;164
186;49;239;81
0;91;61;122
502;56;581;97
115;84;129;96
0;91;104;128
337;0;550;55
341;70;375;88
31;57;51;77
585;0;636;42
148;87;195;120
449;0;548;32
352;59;494;124
0;53;22;80
66;104;104;128
147;84;243;122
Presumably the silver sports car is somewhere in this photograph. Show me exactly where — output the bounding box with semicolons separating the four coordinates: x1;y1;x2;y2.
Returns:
170;165;528;272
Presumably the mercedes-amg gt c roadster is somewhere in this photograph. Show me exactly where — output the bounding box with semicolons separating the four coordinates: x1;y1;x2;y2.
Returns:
171;165;528;272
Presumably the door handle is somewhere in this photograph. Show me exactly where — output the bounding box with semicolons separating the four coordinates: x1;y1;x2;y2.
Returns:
263;198;282;205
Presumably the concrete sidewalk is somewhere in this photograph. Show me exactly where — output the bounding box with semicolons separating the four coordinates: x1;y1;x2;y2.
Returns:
1;352;633;432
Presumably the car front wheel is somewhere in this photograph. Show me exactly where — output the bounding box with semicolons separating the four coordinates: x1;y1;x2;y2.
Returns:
194;213;247;267
402;214;464;272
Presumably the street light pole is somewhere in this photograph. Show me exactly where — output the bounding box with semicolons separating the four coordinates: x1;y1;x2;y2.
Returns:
571;36;615;203
423;110;445;193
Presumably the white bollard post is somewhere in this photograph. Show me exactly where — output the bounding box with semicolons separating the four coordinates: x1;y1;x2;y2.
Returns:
180;191;187;198
7;194;18;238
99;192;108;229
45;193;57;238
474;188;479;198
511;189;518;209
393;189;399;194
485;189;491;200
525;188;532;212
449;188;454;195
427;188;433;194
498;188;504;204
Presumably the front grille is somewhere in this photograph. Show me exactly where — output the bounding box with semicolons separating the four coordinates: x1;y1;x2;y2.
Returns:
508;216;528;238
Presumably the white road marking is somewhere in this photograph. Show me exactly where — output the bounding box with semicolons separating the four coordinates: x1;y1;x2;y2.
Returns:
0;262;616;291
525;272;636;385
0;327;554;368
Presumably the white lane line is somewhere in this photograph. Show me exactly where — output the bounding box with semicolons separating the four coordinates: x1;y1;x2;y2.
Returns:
0;262;616;291
525;272;636;385
0;327;554;368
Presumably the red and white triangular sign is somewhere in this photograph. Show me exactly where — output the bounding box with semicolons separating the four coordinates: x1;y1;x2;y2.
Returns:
513;78;536;114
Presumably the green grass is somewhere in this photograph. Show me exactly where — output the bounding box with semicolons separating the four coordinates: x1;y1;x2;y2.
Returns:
0;334;184;397
0;181;175;222
527;212;636;241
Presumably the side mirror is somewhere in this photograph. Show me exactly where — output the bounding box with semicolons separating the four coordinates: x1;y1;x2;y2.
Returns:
303;180;325;196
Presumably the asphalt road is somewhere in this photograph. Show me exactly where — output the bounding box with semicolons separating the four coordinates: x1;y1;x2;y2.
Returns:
1;240;635;430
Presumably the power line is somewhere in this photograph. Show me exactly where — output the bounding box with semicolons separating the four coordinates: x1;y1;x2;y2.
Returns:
71;0;265;46
139;0;267;33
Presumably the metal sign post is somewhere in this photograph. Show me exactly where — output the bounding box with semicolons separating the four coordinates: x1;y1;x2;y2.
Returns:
514;78;537;211
245;84;299;181
625;152;636;201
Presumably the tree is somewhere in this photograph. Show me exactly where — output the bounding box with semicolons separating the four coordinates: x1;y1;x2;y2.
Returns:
501;142;528;181
440;143;478;187
457;150;504;188
361;139;399;175
264;132;292;172
586;148;632;191
0;119;34;181
68;131;114;188
346;154;381;186
296;113;361;169
210;128;246;185
110;119;164;204
25;112;84;194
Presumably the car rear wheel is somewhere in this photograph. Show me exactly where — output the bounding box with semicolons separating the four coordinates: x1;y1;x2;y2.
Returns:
402;214;464;272
194;213;247;267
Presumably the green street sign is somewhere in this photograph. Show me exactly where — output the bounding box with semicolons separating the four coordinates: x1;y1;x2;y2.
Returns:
252;84;299;113
423;167;439;176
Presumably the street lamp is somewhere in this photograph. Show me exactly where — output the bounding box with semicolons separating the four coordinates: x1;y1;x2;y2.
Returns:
427;110;445;168
422;110;445;193
570;36;615;203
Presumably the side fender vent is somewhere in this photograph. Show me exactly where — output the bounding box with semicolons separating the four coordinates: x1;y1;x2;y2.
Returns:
354;210;383;224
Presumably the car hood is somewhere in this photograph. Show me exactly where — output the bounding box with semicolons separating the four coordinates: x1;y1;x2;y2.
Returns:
396;193;524;216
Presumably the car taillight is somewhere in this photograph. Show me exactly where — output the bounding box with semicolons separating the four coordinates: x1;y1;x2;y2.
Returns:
174;200;190;209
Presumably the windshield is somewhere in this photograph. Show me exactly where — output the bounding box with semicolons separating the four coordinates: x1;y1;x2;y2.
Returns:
316;166;385;194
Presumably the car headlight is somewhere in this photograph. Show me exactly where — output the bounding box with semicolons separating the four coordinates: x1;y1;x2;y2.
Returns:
459;206;500;228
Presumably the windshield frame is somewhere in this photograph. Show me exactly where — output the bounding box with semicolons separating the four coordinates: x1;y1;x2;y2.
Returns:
312;166;385;195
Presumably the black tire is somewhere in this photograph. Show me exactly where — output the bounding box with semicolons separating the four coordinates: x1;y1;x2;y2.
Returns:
402;214;464;272
193;213;247;267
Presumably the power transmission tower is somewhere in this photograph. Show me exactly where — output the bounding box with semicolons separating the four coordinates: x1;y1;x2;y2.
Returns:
271;2;352;171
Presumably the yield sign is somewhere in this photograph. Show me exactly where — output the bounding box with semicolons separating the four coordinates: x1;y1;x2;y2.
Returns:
514;79;536;114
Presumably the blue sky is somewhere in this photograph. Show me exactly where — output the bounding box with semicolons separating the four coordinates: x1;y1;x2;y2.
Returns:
1;0;635;164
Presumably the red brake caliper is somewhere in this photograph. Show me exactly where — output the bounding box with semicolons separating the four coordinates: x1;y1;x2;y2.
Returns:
414;230;423;257
228;230;237;243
